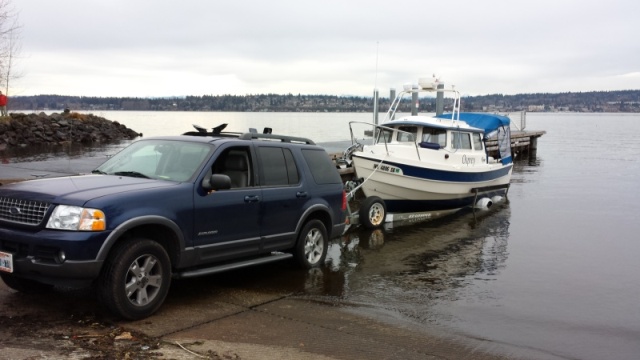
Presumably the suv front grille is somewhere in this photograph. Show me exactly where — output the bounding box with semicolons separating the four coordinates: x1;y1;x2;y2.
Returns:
0;197;51;225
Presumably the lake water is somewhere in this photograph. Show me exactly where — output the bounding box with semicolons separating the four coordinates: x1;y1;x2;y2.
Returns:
4;111;640;359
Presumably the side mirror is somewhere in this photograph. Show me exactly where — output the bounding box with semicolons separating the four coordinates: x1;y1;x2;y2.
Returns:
202;174;232;191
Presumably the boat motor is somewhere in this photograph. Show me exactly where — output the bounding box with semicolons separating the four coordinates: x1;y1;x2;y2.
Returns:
475;197;493;210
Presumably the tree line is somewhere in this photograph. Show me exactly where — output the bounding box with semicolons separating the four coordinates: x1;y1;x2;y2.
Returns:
9;90;640;113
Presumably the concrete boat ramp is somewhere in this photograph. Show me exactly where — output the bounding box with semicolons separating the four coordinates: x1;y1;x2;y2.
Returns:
0;263;517;359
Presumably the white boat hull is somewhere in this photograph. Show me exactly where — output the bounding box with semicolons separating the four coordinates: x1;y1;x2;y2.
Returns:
352;153;512;213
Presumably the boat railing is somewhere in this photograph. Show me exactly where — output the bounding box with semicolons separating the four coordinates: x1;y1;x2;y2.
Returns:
348;121;421;161
384;86;462;125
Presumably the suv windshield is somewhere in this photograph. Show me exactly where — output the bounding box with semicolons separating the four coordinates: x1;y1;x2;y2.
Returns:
95;139;213;182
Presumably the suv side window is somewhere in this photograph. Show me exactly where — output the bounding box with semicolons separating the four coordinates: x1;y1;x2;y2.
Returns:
302;149;341;184
258;147;299;186
212;146;253;188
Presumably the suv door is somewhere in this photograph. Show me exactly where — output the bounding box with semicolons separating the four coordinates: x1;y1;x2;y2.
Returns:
192;145;262;263
256;145;307;252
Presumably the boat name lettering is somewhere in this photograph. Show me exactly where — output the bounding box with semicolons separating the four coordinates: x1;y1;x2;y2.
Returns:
373;164;401;174
462;155;476;166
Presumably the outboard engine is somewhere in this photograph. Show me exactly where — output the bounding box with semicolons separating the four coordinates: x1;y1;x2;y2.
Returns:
475;197;493;210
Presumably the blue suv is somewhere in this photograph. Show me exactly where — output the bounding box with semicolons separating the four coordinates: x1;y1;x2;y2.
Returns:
0;126;347;319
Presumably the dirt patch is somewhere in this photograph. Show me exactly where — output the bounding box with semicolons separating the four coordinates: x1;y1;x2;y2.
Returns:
0;286;241;359
0;312;244;359
0;312;163;359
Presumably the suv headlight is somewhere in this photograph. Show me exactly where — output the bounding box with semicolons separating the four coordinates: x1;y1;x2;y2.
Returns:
46;205;106;231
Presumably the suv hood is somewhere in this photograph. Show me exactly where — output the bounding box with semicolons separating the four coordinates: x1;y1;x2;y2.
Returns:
0;175;177;206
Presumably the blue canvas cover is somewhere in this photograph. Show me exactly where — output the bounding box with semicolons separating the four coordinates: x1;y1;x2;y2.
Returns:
435;112;511;133
436;112;513;164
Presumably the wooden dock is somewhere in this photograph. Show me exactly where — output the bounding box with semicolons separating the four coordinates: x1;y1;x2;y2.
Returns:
485;130;547;158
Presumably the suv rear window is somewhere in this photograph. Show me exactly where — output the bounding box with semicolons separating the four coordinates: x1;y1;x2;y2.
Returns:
302;149;341;185
258;147;299;186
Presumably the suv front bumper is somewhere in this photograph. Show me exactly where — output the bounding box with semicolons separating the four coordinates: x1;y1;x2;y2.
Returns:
0;226;109;287
7;256;103;287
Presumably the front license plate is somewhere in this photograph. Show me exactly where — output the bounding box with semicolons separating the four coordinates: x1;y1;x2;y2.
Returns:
0;251;13;273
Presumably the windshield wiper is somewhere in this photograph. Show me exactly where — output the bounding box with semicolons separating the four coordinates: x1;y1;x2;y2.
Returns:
112;171;150;179
91;169;107;174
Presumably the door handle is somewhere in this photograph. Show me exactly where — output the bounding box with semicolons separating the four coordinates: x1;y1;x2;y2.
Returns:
296;191;308;198
244;195;260;203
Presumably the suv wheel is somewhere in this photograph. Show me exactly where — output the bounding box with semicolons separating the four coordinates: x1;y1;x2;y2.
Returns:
0;273;53;294
98;238;171;320
294;219;328;269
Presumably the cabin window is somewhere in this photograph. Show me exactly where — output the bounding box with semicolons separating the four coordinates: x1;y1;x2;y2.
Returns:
472;133;483;151
376;128;392;143
396;126;417;142
452;132;472;150
421;128;447;147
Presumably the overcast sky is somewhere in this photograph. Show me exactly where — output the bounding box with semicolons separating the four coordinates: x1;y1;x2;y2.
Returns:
10;0;640;98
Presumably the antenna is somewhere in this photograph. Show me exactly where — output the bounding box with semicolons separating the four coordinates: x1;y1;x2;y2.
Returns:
374;41;379;89
373;41;380;124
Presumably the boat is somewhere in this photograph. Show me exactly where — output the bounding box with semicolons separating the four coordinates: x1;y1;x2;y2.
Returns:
343;77;513;228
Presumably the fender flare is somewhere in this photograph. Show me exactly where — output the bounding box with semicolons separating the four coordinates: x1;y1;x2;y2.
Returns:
95;215;185;262
295;203;333;234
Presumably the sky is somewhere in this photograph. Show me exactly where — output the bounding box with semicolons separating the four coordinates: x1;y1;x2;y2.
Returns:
9;0;640;98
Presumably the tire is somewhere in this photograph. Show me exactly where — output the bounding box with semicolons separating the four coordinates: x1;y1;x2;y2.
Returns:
294;219;328;269
359;196;386;229
0;272;53;294
97;238;171;320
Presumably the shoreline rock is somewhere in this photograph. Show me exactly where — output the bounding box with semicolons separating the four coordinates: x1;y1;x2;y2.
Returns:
0;112;140;149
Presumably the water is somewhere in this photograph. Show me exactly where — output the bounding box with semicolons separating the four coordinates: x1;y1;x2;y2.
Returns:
4;111;640;359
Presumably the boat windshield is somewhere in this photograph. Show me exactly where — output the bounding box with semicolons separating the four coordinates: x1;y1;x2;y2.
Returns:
421;127;447;147
472;133;483;151
375;128;393;144
452;132;472;150
396;126;418;142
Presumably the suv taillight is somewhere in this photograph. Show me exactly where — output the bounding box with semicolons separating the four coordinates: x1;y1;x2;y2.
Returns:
341;190;347;211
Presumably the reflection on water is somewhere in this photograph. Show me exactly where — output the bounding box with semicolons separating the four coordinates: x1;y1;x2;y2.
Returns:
1;140;132;163
300;205;512;325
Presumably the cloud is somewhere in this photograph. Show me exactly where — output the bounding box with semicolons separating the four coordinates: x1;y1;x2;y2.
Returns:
12;0;640;97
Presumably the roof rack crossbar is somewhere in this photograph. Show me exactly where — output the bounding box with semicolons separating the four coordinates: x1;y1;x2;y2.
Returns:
238;133;315;145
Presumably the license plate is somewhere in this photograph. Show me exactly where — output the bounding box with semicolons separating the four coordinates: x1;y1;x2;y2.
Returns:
0;251;13;273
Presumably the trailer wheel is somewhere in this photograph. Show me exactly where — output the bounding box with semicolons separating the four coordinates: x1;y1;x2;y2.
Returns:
359;196;386;229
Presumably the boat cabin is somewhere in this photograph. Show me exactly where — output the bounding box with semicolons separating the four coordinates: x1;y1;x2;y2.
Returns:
376;122;486;153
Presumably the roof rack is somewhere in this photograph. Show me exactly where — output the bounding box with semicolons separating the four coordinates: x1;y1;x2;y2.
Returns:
182;124;315;145
237;132;315;145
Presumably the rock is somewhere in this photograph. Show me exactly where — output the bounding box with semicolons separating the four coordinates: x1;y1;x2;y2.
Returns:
0;112;140;149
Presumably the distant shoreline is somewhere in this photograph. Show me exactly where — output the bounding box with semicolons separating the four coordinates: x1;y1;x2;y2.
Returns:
9;89;640;113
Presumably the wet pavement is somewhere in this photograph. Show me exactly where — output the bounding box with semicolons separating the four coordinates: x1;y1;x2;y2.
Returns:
0;150;109;183
0;260;515;359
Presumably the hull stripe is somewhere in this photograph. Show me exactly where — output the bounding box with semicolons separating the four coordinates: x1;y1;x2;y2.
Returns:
354;155;512;183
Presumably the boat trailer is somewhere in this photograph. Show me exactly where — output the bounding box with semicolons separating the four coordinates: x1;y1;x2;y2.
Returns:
343;180;510;230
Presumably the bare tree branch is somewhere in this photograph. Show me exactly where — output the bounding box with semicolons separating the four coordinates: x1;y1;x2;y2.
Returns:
0;0;22;98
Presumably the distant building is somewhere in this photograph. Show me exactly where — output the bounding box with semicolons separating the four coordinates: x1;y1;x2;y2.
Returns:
528;105;545;112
